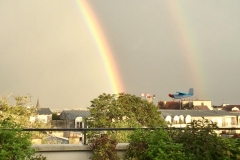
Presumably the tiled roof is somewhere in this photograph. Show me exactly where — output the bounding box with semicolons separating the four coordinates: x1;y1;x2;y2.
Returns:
165;101;180;109
37;108;52;115
158;101;165;108
193;105;209;110
61;110;90;120
222;105;240;111
158;101;180;109
213;105;224;109
159;110;235;118
158;101;194;110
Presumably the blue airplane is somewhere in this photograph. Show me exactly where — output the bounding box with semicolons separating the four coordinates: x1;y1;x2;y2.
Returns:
168;88;194;99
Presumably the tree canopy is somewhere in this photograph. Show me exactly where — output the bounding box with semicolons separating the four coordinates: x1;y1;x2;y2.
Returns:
0;95;49;128
0;94;48;159
87;93;165;128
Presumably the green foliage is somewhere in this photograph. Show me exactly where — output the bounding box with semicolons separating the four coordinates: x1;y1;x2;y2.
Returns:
89;134;119;160
222;138;240;160
30;154;47;160
52;112;60;120
147;129;190;160
126;129;190;160
125;129;151;160
0;94;48;159
87;93;165;159
170;118;226;160
0;116;35;160
1;94;50;130
87;93;165;141
0;95;50;129
88;93;165;129
126;119;240;160
14;95;30;106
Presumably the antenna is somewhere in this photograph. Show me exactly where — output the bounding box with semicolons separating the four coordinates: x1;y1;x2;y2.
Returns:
27;94;33;103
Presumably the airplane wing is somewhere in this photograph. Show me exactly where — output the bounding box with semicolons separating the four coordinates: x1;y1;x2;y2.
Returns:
176;92;186;95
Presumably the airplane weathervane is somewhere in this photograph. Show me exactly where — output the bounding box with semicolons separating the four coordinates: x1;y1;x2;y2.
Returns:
168;88;193;99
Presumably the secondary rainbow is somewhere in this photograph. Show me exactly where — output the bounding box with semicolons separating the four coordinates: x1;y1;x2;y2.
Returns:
75;0;124;93
165;1;205;96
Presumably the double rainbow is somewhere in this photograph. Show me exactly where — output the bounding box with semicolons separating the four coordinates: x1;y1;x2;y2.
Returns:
76;1;204;96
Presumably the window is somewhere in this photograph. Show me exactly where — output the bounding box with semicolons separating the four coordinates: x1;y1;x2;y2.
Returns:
173;116;179;124
75;117;83;128
185;115;191;123
165;116;172;123
76;122;83;128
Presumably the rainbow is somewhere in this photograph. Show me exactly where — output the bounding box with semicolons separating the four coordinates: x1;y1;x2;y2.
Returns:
75;0;124;94
165;1;205;96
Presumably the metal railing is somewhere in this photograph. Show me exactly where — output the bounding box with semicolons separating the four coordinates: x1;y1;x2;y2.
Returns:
22;127;240;145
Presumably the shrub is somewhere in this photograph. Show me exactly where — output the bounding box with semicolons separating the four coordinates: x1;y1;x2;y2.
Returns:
125;129;150;160
30;154;47;160
222;138;240;159
52;112;60;120
169;118;227;160
126;119;240;160
0;116;47;160
0;117;35;160
147;129;190;160
89;134;119;160
126;129;190;160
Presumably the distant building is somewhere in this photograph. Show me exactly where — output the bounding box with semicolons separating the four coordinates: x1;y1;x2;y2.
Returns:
160;110;239;128
30;99;52;123
59;110;90;138
37;108;52;123
221;105;240;112
213;104;240;111
182;100;212;110
158;100;212;110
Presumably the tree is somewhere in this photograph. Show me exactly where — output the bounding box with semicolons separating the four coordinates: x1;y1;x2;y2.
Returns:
0;94;51;139
0;94;47;159
87;93;165;160
0;95;50;129
87;93;165;138
125;129;190;160
0;116;35;160
52;112;60;120
88;93;165;128
170;119;227;160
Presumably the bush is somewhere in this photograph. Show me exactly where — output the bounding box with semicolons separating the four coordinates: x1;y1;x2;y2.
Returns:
222;138;240;159
0;117;35;160
125;129;150;160
52;112;60;120
126;129;190;160
147;129;190;160
126;119;240;160
89;134;119;160
0;95;47;160
170;119;226;160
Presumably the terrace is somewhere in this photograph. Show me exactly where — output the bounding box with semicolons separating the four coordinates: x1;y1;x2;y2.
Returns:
27;127;240;160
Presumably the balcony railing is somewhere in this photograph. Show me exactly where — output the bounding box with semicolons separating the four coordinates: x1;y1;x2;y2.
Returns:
22;127;240;144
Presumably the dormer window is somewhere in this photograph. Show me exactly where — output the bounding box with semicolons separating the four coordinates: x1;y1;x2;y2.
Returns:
75;117;83;128
232;107;239;111
76;122;83;128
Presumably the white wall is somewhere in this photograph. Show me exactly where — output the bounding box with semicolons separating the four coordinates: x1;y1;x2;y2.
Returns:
182;100;212;110
32;143;128;160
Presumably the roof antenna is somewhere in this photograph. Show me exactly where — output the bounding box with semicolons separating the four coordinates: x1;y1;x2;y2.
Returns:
27;94;33;103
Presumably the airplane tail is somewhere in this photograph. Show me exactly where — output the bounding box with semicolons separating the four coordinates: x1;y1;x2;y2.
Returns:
188;88;194;95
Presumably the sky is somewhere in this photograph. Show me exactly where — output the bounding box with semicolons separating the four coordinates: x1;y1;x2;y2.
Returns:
1;0;240;109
